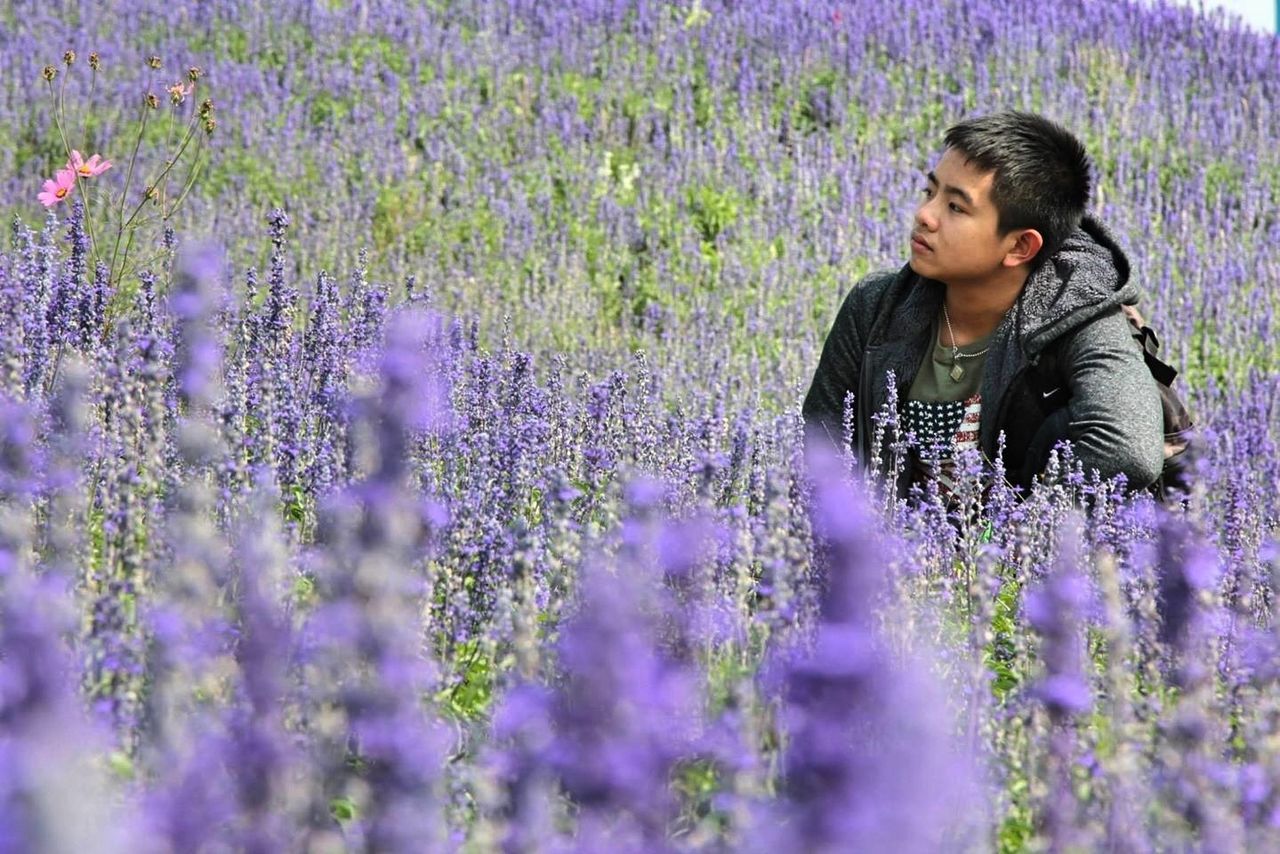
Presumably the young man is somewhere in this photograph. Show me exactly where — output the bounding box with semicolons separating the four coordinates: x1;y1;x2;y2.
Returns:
802;110;1164;497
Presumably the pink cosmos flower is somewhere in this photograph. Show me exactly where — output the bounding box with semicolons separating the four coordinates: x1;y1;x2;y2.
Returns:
66;150;112;178
37;169;77;207
167;81;194;105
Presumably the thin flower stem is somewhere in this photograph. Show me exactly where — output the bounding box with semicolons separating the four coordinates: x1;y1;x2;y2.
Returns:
163;99;178;210
165;136;207;217
114;243;173;287
118;116;199;238
114;261;165;295
82;67;96;145
44;339;65;397
115;227;138;290
105;227;143;323
109;104;151;287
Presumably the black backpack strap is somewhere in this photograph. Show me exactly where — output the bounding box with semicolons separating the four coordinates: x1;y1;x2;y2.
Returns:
1128;324;1177;387
1122;305;1179;387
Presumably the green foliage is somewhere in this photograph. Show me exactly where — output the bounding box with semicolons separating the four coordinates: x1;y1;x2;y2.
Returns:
997;785;1035;854
308;89;355;127
197;24;249;62
598;147;642;206
291;573;317;609
795;66;840;135
559;70;605;124
672;757;719;801
87;504;107;578
3;116;66;174
671;756;728;834
985;575;1022;702
1203;157;1245;201
702;638;762;717
105;749;136;782
686;183;742;246
200;148;281;209
436;638;497;721
371;176;429;254
689;57;717;130
336;34;411;77
282;482;310;524
329;796;359;824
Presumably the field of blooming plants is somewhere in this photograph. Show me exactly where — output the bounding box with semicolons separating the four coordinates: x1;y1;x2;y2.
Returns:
3;0;1280;850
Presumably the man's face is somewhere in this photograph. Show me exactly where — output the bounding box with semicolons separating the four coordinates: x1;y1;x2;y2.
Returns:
908;147;1029;287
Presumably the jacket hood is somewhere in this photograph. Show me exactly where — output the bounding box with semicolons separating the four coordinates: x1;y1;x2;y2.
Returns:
1017;214;1139;356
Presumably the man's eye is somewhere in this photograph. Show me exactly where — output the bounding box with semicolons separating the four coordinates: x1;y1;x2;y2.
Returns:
920;187;963;213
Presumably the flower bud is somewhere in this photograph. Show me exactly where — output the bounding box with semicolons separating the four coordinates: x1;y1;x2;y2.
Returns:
199;98;214;120
63;50;76;66
145;185;158;201
204;118;216;135
188;66;203;82
146;55;161;69
88;52;100;71
145;91;159;109
42;65;57;82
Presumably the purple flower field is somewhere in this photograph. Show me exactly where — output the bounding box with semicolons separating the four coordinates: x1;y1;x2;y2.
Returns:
2;0;1280;850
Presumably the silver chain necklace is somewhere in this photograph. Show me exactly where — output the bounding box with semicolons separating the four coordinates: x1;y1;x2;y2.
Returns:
941;303;992;382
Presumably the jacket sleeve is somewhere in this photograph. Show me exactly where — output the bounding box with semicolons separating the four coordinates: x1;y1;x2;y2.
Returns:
802;281;869;451
1056;307;1165;489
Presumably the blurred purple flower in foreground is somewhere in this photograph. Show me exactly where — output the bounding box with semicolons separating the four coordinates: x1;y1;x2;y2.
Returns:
490;512;705;852
750;444;980;853
1;570;132;853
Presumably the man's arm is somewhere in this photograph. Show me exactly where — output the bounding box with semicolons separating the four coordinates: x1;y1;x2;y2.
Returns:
802;283;868;451
1055;307;1165;489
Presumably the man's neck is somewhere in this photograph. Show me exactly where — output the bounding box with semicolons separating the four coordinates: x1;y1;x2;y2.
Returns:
941;268;1031;345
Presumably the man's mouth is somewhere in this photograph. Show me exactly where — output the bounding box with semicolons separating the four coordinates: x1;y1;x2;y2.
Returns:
911;234;932;252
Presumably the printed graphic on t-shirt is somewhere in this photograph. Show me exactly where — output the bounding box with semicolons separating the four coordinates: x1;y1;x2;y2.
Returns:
901;393;982;493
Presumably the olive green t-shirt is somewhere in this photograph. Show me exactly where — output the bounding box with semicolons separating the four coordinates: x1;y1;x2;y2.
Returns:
901;315;996;491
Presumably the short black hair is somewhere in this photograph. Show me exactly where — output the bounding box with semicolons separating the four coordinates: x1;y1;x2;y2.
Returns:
943;110;1093;261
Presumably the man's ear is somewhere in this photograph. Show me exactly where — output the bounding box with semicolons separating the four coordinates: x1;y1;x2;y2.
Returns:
1003;228;1044;267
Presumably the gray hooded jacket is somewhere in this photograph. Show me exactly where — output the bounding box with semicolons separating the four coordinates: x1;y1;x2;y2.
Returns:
802;215;1165;494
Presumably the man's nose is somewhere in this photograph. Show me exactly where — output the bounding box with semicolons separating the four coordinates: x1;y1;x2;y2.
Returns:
914;200;937;232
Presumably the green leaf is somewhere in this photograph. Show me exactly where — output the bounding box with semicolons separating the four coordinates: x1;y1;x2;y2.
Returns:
106;749;135;781
435;638;496;722
329;796;358;824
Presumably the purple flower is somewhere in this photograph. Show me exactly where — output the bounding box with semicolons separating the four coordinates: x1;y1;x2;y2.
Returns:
489;522;704;849
1025;524;1092;722
169;242;226;412
1155;511;1220;655
752;444;978;852
1;572;132;851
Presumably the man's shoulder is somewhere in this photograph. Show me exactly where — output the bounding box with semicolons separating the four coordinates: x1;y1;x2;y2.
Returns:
853;267;902;297
839;266;904;316
1047;304;1139;359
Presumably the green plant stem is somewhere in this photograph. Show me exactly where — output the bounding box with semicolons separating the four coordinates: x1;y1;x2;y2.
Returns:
112;227;138;304
82;68;96;146
165;136;207;216
108;104;152;287
44;339;65;398
113;245;176;293
162;99;178;210
116;116;199;243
